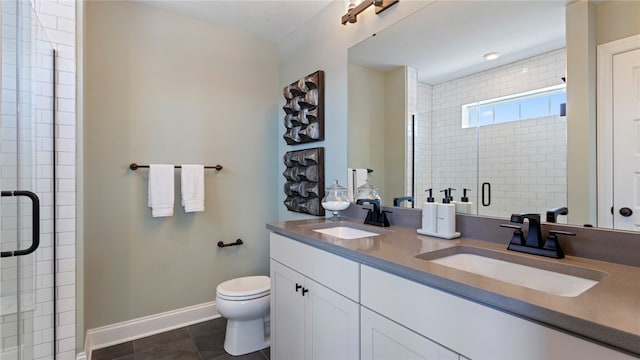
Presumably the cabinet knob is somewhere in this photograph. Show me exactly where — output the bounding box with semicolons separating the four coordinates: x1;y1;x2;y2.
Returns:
302;288;309;296
295;283;302;292
619;207;633;217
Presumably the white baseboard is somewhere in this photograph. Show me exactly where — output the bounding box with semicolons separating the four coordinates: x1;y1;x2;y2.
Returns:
84;301;219;359
76;352;87;360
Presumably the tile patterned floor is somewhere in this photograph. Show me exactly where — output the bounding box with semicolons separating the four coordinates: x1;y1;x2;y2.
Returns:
91;317;270;360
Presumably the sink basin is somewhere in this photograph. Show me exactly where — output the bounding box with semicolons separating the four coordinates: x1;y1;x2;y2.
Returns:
302;221;391;239
417;246;607;297
313;226;381;240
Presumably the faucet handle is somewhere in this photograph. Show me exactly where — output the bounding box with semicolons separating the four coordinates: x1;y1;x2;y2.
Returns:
542;230;575;259
500;224;525;245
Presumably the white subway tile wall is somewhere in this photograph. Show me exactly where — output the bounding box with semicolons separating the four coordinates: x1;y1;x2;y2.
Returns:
415;82;433;204
413;49;567;219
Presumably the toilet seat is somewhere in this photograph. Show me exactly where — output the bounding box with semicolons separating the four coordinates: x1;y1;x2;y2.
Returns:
217;276;270;301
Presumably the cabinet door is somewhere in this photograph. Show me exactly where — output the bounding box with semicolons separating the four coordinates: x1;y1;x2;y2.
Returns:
271;260;306;360
361;307;459;360
304;277;360;360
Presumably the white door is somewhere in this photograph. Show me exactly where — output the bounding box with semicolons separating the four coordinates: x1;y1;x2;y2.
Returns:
612;48;640;230
598;35;640;230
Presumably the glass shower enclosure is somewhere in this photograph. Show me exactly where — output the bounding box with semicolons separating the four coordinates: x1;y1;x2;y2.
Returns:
1;0;56;359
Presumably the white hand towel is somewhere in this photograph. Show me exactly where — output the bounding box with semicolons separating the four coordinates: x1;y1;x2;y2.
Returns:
148;164;174;217
181;164;205;213
354;168;369;197
348;168;355;202
348;168;369;201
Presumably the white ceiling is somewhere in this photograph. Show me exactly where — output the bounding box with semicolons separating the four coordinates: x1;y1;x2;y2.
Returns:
349;1;568;84
133;0;568;84
133;0;333;44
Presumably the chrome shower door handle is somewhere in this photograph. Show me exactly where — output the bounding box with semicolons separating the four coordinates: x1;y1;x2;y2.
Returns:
0;190;40;258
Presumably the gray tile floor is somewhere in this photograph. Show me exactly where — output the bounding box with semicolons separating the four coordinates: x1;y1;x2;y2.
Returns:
91;317;270;360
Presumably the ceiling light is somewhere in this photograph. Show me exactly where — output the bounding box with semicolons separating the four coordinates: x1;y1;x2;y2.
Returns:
484;52;500;61
342;0;399;25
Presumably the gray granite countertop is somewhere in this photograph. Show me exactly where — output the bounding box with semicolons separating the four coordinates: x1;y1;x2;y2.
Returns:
266;218;640;357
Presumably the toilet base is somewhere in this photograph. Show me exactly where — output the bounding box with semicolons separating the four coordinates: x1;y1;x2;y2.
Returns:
223;317;270;356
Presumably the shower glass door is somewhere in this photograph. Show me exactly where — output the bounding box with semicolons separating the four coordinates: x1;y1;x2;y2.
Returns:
1;1;55;359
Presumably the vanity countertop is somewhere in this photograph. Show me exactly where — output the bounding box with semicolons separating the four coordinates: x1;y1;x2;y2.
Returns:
266;218;640;357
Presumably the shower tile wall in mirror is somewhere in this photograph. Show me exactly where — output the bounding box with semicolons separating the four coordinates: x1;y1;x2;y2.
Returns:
283;70;325;145
283;147;325;216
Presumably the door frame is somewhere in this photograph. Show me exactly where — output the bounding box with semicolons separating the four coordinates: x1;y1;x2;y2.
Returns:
596;34;640;228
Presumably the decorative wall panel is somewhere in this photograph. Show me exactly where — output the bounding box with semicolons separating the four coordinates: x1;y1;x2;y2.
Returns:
283;70;324;145
283;147;325;216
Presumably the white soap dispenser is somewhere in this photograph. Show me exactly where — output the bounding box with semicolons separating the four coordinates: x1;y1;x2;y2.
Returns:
454;188;473;214
417;189;438;236
436;189;461;239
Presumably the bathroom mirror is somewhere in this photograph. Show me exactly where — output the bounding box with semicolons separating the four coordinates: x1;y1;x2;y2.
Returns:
348;1;574;224
348;0;640;229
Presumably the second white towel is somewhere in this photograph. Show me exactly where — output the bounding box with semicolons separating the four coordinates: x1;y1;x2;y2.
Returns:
181;164;205;213
148;164;175;218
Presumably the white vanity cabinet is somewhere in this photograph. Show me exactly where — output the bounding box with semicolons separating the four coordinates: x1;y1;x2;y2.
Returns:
269;231;635;359
270;233;360;360
361;265;634;360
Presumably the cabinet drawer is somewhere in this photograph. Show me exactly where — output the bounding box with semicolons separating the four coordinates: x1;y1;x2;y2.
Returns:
270;233;359;302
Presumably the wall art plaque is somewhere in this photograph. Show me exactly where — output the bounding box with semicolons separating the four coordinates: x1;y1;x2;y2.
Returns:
283;147;325;216
282;70;324;145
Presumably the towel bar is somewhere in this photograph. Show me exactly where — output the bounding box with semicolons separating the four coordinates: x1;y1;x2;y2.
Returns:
351;168;373;173
218;239;243;248
129;163;223;171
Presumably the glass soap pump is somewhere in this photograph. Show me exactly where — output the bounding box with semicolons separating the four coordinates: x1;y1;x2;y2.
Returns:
322;179;351;220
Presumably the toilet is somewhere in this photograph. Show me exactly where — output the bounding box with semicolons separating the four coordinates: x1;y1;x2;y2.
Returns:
216;275;271;356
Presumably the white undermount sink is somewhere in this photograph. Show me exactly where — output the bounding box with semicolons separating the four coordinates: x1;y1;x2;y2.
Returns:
417;246;607;297
312;226;381;240
303;221;392;240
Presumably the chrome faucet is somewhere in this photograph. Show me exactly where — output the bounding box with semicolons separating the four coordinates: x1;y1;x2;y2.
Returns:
355;199;390;227
500;213;575;259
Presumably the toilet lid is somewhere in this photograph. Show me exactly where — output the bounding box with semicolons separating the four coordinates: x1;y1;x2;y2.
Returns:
216;275;270;298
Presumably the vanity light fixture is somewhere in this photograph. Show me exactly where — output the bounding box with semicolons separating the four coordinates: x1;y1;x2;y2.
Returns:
342;0;399;25
484;52;500;61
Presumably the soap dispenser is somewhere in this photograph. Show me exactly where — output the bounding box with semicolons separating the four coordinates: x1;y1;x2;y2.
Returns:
419;189;437;234
435;189;461;239
454;188;473;214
